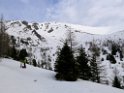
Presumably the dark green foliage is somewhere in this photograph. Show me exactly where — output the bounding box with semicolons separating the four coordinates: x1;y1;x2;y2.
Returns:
119;50;123;61
101;58;104;61
113;76;121;89
32;59;37;67
11;36;16;45
76;46;90;80
89;42;100;57
19;49;28;68
111;43;118;55
55;42;78;81
90;54;100;83
9;36;19;60
106;54;116;64
102;48;108;55
10;46;18;60
0;32;10;57
0;16;10;57
19;49;28;60
106;54;110;60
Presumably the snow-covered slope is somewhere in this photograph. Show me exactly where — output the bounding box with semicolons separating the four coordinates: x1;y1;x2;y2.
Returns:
5;21;124;65
0;58;123;93
4;20;124;87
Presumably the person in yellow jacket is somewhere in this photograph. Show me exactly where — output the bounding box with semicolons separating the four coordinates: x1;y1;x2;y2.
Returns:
20;58;27;68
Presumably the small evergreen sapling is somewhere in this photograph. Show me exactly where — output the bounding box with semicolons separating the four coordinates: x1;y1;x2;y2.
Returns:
113;76;121;89
112;68;122;89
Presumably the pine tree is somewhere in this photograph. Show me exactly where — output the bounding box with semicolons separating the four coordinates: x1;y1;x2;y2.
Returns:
90;54;97;82
113;76;121;89
106;54;116;64
19;49;28;68
19;49;28;60
66;30;78;52
0;15;10;57
119;50;123;61
112;68;122;89
90;54;101;83
10;46;18;60
76;46;90;80
89;41;100;57
55;42;78;81
111;43;118;55
32;59;37;67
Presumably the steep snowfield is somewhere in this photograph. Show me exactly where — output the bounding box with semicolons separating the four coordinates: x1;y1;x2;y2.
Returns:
0;58;123;93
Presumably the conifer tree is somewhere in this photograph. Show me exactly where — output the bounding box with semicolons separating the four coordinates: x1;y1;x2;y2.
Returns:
106;54;116;64
89;41;100;57
10;46;18;60
0;15;10;57
90;54;97;82
19;49;28;68
111;43;118;55
112;68;122;89
113;76;121;89
76;46;90;80
66;30;78;52
119;50;123;61
90;54;101;83
32;59;37;67
19;49;28;60
55;42;78;81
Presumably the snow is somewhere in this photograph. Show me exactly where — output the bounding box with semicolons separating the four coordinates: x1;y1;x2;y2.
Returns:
5;21;120;64
0;58;123;93
4;20;124;86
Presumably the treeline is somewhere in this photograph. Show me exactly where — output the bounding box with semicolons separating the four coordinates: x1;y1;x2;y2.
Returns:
0;16;29;68
0;16;123;89
54;40;123;89
0;17;52;69
55;42;102;82
0;16;10;57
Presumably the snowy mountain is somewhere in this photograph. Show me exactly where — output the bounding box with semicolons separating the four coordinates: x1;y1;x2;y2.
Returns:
5;21;124;60
4;20;124;87
0;58;123;93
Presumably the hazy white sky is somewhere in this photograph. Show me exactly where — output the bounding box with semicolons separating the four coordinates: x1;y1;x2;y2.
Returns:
1;0;124;33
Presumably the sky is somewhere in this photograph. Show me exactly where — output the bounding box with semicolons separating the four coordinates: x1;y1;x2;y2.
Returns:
1;0;124;31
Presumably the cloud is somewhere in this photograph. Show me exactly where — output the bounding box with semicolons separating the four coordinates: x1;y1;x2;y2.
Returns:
0;0;51;21
46;0;124;27
1;0;124;32
20;0;30;4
